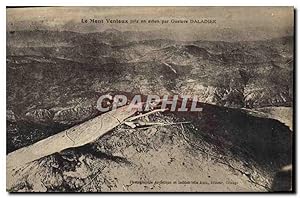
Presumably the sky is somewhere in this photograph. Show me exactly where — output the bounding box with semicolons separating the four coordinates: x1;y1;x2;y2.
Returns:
6;7;294;41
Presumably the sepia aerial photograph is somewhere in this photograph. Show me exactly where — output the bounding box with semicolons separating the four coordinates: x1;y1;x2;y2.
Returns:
6;7;294;192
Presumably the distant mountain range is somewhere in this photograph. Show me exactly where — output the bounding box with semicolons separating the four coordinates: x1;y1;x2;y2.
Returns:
7;29;293;105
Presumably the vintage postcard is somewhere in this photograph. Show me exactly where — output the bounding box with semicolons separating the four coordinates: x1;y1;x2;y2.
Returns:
6;7;294;192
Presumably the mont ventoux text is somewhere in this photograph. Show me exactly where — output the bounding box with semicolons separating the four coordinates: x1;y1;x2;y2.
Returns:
81;18;217;24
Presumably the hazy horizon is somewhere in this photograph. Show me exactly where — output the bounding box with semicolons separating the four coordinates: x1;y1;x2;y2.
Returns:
7;7;294;41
